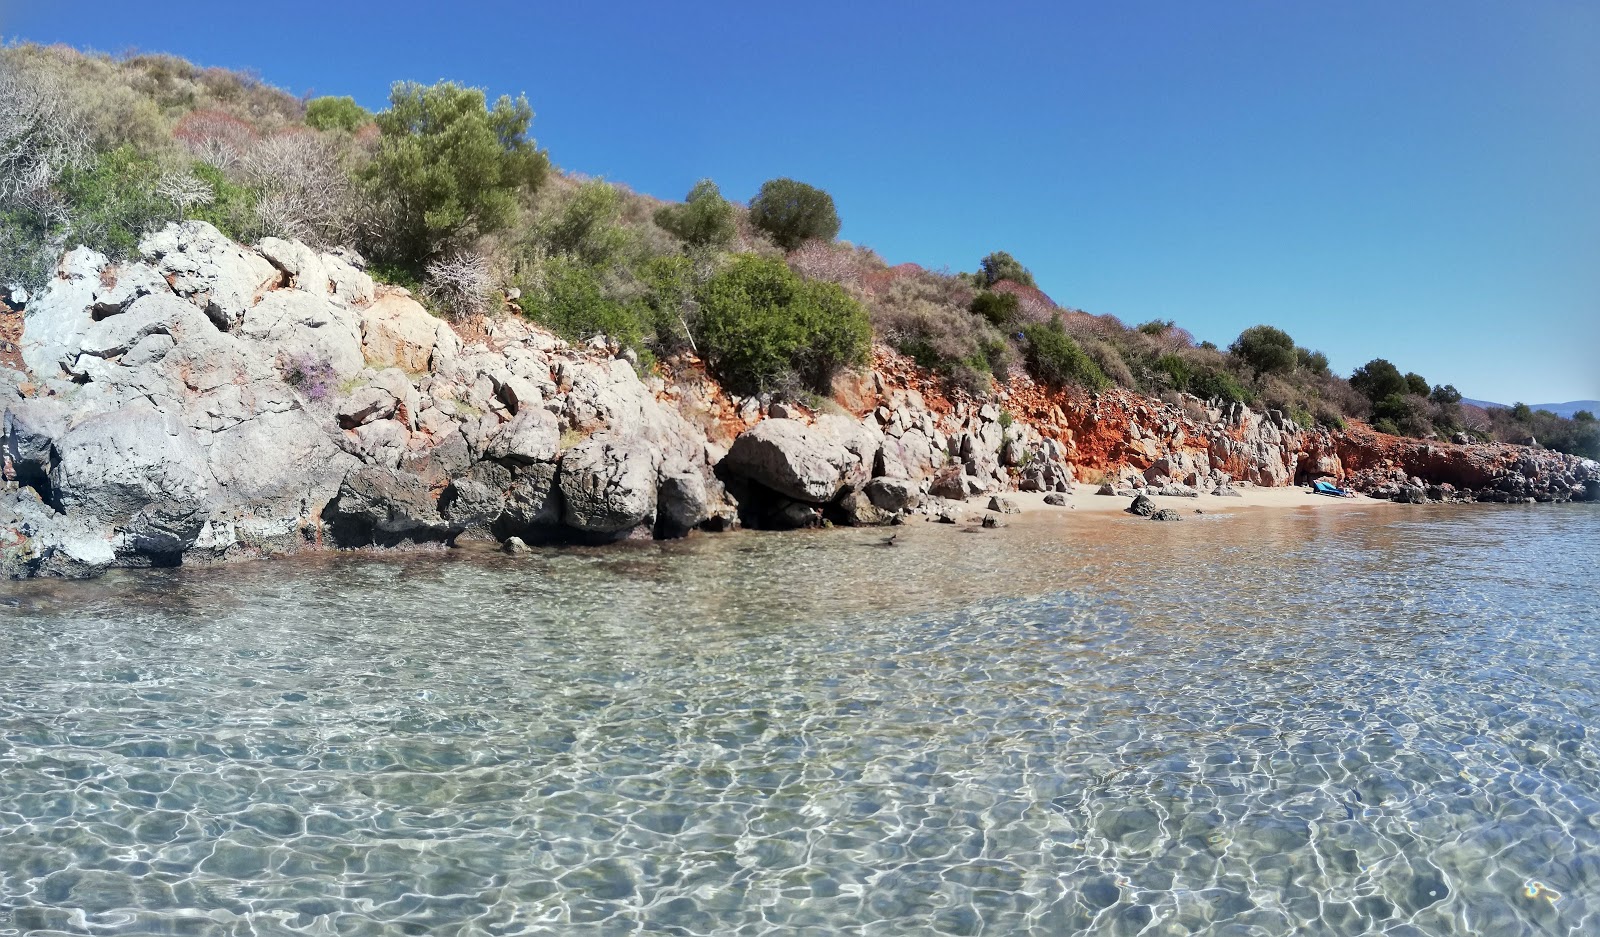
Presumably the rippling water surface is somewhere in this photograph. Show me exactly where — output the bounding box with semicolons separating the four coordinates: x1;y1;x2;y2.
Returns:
2;504;1599;935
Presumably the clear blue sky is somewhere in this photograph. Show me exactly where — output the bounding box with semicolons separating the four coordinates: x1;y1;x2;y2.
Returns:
6;0;1597;404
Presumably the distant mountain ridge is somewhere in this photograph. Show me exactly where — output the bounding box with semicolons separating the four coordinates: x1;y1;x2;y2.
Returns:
1464;399;1599;419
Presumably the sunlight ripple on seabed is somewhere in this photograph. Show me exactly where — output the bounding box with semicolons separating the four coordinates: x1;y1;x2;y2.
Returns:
1;504;1598;935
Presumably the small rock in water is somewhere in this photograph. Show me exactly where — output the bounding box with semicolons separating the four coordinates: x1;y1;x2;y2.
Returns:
981;512;1005;529
1150;509;1183;521
987;495;1021;515
1043;493;1067;506
502;536;530;554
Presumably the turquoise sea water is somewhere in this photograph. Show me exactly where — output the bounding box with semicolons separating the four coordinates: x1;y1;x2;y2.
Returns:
2;504;1598;935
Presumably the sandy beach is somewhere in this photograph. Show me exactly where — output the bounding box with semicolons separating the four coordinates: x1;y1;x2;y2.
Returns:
950;483;1389;520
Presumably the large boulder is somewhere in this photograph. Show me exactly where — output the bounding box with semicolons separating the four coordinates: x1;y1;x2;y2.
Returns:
4;397;68;494
327;465;449;543
864;476;920;513
49;408;214;556
558;434;658;534
723;415;881;504
485;408;560;463
20;247;109;376
360;293;452;373
239;289;365;381
139;221;280;331
1;489;116;579
1126;494;1156;517
656;470;711;536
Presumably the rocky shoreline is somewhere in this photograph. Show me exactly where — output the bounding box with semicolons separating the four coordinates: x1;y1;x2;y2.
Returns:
3;224;1595;580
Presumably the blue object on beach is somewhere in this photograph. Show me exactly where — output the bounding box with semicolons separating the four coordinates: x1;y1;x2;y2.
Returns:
1312;479;1350;497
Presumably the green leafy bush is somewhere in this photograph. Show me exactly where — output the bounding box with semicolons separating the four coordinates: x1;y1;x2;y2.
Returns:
363;81;548;272
304;96;371;132
524;254;645;349
747;178;840;251
696;254;869;395
654;179;736;249
1154;353;1192;391
1349;358;1408;404
55;145;173;260
1189;367;1252;404
540;179;630;268
1021;316;1109;391
970;290;1019;328
977;251;1036;288
1296;347;1330;376
1229;325;1297;376
186;162;258;242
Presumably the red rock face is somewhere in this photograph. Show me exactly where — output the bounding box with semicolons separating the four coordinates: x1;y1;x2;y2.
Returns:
832;345;1594;501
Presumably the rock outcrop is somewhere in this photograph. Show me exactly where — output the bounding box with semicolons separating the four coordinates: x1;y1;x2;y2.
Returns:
3;225;1593;580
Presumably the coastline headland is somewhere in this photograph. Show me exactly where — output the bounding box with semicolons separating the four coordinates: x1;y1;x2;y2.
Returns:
3;224;1596;579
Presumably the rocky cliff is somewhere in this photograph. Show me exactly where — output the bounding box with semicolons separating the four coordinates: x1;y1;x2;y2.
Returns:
3;224;1595;579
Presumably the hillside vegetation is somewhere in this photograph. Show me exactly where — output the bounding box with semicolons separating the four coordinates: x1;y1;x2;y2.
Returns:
2;43;1594;460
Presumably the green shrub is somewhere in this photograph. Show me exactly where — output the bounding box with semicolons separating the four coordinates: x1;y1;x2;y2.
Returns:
970;290;1019;327
696;254;869;395
654;179;736;249
1229;325;1297;376
1137;319;1175;336
1296;347;1330;376
635;254;698;351
524;254;645;349
304;96;371;132
1189;367;1252;404
1372;392;1434;437
541;179;629;268
747;178;840;251
1020;316;1109;391
363;81;548;272
54;145;174;261
1154;353;1192;391
977;251;1036;288
1078;336;1136;389
185;162;258;242
1349;358;1408;404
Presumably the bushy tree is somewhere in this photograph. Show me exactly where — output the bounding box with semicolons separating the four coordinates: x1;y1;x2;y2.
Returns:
969;290;1019;327
1372;393;1434;437
747;178;840;251
304;96;371;132
977;251;1036;288
1020;315;1109;391
363;81;548;272
1229;325;1297;376
1296;347;1330;376
696;254;869;395
541;179;629;268
654;179;735;249
1404;371;1430;397
1349;358;1408;404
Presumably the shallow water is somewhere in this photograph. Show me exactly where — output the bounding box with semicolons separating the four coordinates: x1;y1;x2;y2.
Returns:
2;504;1599;935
